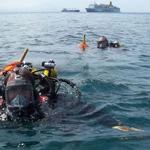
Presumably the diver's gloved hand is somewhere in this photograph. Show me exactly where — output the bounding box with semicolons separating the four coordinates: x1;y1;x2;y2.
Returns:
0;112;7;121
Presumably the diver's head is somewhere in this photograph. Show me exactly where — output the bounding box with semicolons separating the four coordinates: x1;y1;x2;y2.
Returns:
42;59;56;69
97;36;109;49
5;74;35;118
109;40;120;48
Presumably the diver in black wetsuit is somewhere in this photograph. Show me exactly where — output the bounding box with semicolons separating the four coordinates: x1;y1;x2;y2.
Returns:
0;60;81;122
97;36;120;49
0;60;59;121
97;36;109;49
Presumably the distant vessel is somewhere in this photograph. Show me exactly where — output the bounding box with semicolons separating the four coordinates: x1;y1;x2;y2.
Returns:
61;8;80;12
86;1;120;13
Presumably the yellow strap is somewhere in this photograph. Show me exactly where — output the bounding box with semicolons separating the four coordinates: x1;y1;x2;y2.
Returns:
43;69;49;77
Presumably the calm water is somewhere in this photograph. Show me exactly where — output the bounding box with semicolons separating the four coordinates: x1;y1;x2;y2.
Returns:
0;12;150;150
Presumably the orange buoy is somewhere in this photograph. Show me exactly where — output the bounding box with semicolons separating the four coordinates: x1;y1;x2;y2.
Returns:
2;61;22;72
0;61;22;75
79;34;88;50
0;48;29;75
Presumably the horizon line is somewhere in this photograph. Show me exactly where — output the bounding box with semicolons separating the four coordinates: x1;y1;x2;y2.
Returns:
0;11;150;14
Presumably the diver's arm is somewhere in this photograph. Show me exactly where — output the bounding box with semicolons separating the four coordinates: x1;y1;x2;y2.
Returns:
112;125;143;132
111;119;143;132
99;113;143;132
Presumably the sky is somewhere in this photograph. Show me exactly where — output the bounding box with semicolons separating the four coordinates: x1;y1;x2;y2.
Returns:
0;0;150;12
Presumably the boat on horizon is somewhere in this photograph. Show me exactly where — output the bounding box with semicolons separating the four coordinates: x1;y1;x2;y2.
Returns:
61;8;80;12
86;1;120;13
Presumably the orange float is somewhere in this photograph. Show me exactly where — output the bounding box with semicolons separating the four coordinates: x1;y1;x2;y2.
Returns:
79;34;88;50
0;48;29;75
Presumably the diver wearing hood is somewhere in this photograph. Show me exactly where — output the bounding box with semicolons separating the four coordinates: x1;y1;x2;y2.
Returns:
5;75;36;118
109;40;120;48
0;61;56;119
1;65;46;121
97;36;109;49
97;36;121;49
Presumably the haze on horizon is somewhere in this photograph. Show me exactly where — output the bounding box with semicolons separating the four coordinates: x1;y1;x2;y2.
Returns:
0;0;150;13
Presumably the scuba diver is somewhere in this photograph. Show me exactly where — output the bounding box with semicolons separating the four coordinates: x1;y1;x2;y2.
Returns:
0;57;81;122
97;36;109;49
97;36;120;49
0;59;63;121
109;40;120;48
0;64;37;120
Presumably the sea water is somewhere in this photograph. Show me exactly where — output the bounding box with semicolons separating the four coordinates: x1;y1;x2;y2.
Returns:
0;12;150;150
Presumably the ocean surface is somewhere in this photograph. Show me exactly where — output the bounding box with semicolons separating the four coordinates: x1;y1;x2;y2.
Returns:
0;12;150;150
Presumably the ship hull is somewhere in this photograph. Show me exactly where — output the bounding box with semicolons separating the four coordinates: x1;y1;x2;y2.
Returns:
62;9;80;12
86;8;120;13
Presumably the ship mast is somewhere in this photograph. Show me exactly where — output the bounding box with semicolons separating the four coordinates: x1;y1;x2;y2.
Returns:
110;1;112;6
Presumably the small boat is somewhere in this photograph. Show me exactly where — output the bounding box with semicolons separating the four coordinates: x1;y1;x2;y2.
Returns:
61;8;80;12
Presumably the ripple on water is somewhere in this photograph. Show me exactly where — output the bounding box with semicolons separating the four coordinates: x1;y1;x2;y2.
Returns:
80;79;129;93
0;12;150;150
